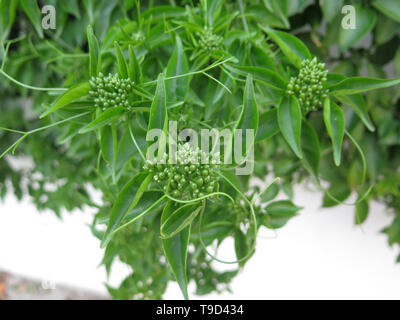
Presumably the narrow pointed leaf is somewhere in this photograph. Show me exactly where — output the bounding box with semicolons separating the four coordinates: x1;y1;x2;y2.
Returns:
161;203;201;239
166;36;189;102
336;94;375;132
323;99;345;166
20;0;43;38
234;74;259;159
256;109;280;142
100;125;118;180
236;74;259;134
329;77;400;95
101;173;152;247
114;41;128;78
161;201;190;300
128;45;141;83
228;65;287;91
373;0;400;23
87;25;101;77
355;199;369;225
278;96;302;158
123;191;166;223
320;0;343;22
234;229;248;268
79;107;125;133
41;82;91;118
264;200;302;229
148;73;167;134
301;121;320;182
260;26;311;68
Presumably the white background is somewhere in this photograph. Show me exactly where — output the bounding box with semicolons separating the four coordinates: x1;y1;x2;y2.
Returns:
0;184;399;300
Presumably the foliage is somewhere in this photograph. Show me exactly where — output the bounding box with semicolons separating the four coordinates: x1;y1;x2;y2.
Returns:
0;0;399;299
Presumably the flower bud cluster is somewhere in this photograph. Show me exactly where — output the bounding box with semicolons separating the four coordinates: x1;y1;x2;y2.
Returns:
287;58;328;114
197;27;223;53
89;73;134;110
143;143;220;200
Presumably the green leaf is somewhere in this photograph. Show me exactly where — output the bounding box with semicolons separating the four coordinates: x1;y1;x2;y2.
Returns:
161;203;202;239
320;0;343;22
20;0;43;38
339;7;377;51
128;45;141;84
255;109;280;142
355;199;369;225
206;0;224;27
114;41;128;78
166;36;189;102
322;183;351;207
79;107;125;134
385;218;400;246
0;0;18;40
278;96;302;158
264;200;302;229
194;222;233;244
87;25;101;77
161;201;190;300
142;5;185;21
101;172;152;248
123;191;166;223
41;82;91;118
61;0;81;19
260;183;279;203
204;71;232;119
329;77;400;95
250;42;275;70
362;133;383;182
263;0;290;29
236;74;259;134
100;125;118;181
148;73;167;134
301;121;320;182
234;74;259;158
234;229;248;268
323;99;345;166
336;94;375;132
259;26;311;68
246;5;288;29
229;66;287;91
373;0;400;23
375;13;400;45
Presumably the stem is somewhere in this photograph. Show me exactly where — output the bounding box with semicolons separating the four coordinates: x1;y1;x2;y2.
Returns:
0;112;91;160
128;119;146;162
196;171;258;265
0;69;67;92
141;57;235;86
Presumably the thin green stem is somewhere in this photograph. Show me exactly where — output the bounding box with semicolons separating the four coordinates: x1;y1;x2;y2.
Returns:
322;130;373;206
128;119;146;162
0;127;26;135
141;57;235;86
0;69;67;92
196;171;258;265
0;112;91;160
201;71;231;94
